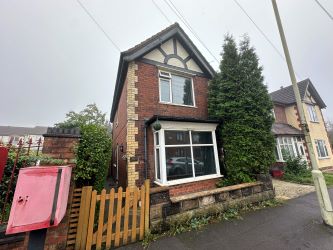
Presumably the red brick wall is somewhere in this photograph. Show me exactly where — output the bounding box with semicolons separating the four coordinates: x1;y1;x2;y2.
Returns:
112;79;128;187
168;178;219;197
42;137;79;163
273;104;287;123
135;61;210;186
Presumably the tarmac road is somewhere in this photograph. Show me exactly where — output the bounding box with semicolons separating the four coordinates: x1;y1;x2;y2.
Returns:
120;189;333;250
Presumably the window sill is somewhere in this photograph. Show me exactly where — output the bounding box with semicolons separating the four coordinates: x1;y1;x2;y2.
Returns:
159;102;197;109
310;121;320;124
154;174;223;187
318;157;330;160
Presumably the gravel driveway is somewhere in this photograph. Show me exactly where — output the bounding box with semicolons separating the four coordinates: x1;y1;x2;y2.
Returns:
273;179;315;200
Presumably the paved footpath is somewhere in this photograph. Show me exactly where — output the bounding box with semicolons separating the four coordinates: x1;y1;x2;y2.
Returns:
120;189;333;250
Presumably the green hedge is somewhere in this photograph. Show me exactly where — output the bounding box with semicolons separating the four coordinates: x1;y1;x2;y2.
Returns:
74;124;112;191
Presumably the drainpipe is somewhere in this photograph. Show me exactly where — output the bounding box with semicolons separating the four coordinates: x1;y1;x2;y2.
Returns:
144;120;148;180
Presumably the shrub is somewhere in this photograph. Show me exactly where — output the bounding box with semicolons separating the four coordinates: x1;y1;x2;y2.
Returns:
284;156;308;175
75;124;112;191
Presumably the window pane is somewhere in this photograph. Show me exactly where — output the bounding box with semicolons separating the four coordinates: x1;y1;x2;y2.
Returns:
193;146;216;177
191;131;213;144
156;149;160;180
317;140;328;157
165;147;193;181
171;75;193;106
160;79;170;102
274;145;280;160
165;130;190;145
155;133;159;145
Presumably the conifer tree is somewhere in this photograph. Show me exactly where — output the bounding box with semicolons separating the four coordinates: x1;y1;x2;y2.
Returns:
209;35;275;185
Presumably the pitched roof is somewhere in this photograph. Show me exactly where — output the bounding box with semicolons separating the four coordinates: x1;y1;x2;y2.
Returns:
0;126;48;136
110;23;215;122
271;123;303;136
269;78;326;108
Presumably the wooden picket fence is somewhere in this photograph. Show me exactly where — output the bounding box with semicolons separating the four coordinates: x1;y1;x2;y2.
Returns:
67;180;150;250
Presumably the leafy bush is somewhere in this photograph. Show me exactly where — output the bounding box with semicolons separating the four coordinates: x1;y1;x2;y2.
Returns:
284;156;308;175
282;156;312;185
75;124;112;191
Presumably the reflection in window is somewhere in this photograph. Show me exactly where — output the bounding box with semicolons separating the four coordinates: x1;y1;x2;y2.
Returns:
159;71;194;106
155;130;218;183
166;147;193;181
165;131;190;145
193;146;216;177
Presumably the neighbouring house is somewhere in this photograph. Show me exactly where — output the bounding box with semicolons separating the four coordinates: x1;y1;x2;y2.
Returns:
270;79;333;169
0;126;47;146
110;23;222;191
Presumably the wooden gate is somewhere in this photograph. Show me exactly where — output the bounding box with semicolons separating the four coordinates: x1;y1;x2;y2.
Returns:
68;180;150;250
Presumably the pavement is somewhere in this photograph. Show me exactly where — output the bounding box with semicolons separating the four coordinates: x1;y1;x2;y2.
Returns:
119;189;333;250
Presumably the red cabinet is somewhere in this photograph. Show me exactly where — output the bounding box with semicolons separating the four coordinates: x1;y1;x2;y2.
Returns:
6;166;72;234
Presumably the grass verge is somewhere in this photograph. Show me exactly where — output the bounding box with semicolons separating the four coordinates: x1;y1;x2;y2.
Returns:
282;171;333;187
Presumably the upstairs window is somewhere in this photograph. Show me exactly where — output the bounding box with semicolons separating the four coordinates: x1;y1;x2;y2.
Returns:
315;139;329;158
307;104;319;122
159;71;194;106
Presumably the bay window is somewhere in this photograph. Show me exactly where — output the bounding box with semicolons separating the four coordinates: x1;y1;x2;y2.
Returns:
159;71;195;106
153;122;220;185
275;136;305;161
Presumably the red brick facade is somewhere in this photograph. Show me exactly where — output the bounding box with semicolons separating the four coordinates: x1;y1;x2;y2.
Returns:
111;78;128;187
135;61;210;186
111;59;213;189
273;104;287;123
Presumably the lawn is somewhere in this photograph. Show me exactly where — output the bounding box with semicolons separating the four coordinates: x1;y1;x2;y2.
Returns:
282;171;333;187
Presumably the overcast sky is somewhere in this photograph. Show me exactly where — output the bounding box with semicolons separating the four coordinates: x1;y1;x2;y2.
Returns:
1;0;332;127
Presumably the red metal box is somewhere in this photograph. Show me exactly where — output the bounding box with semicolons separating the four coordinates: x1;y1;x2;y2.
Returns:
6;166;72;234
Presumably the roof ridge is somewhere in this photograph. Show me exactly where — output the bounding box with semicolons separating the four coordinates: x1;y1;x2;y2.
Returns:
122;22;180;55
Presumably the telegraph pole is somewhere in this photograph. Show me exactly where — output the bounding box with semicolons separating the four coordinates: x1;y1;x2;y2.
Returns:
272;0;333;226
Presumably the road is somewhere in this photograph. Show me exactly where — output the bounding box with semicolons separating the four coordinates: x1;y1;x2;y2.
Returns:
120;189;333;250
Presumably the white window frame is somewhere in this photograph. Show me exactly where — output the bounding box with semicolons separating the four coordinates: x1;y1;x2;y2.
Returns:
158;70;196;107
307;104;319;122
153;121;221;186
272;109;276;120
275;136;300;162
315;139;329;159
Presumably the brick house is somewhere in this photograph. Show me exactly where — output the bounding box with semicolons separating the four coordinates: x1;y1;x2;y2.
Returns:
270;79;333;169
110;23;222;193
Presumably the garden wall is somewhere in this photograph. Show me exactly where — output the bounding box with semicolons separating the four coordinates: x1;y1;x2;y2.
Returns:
0;127;80;250
149;175;274;231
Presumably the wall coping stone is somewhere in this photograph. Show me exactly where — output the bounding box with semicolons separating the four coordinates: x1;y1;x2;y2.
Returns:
170;181;263;203
43;127;81;138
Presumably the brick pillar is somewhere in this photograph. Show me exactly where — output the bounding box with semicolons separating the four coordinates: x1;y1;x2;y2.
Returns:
42;127;81;163
27;128;80;249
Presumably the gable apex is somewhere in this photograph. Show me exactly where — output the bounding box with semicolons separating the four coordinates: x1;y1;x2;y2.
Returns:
110;23;216;122
121;23;215;77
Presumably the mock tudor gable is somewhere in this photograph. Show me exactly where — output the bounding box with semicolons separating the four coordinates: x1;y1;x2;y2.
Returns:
110;23;215;122
142;38;203;73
